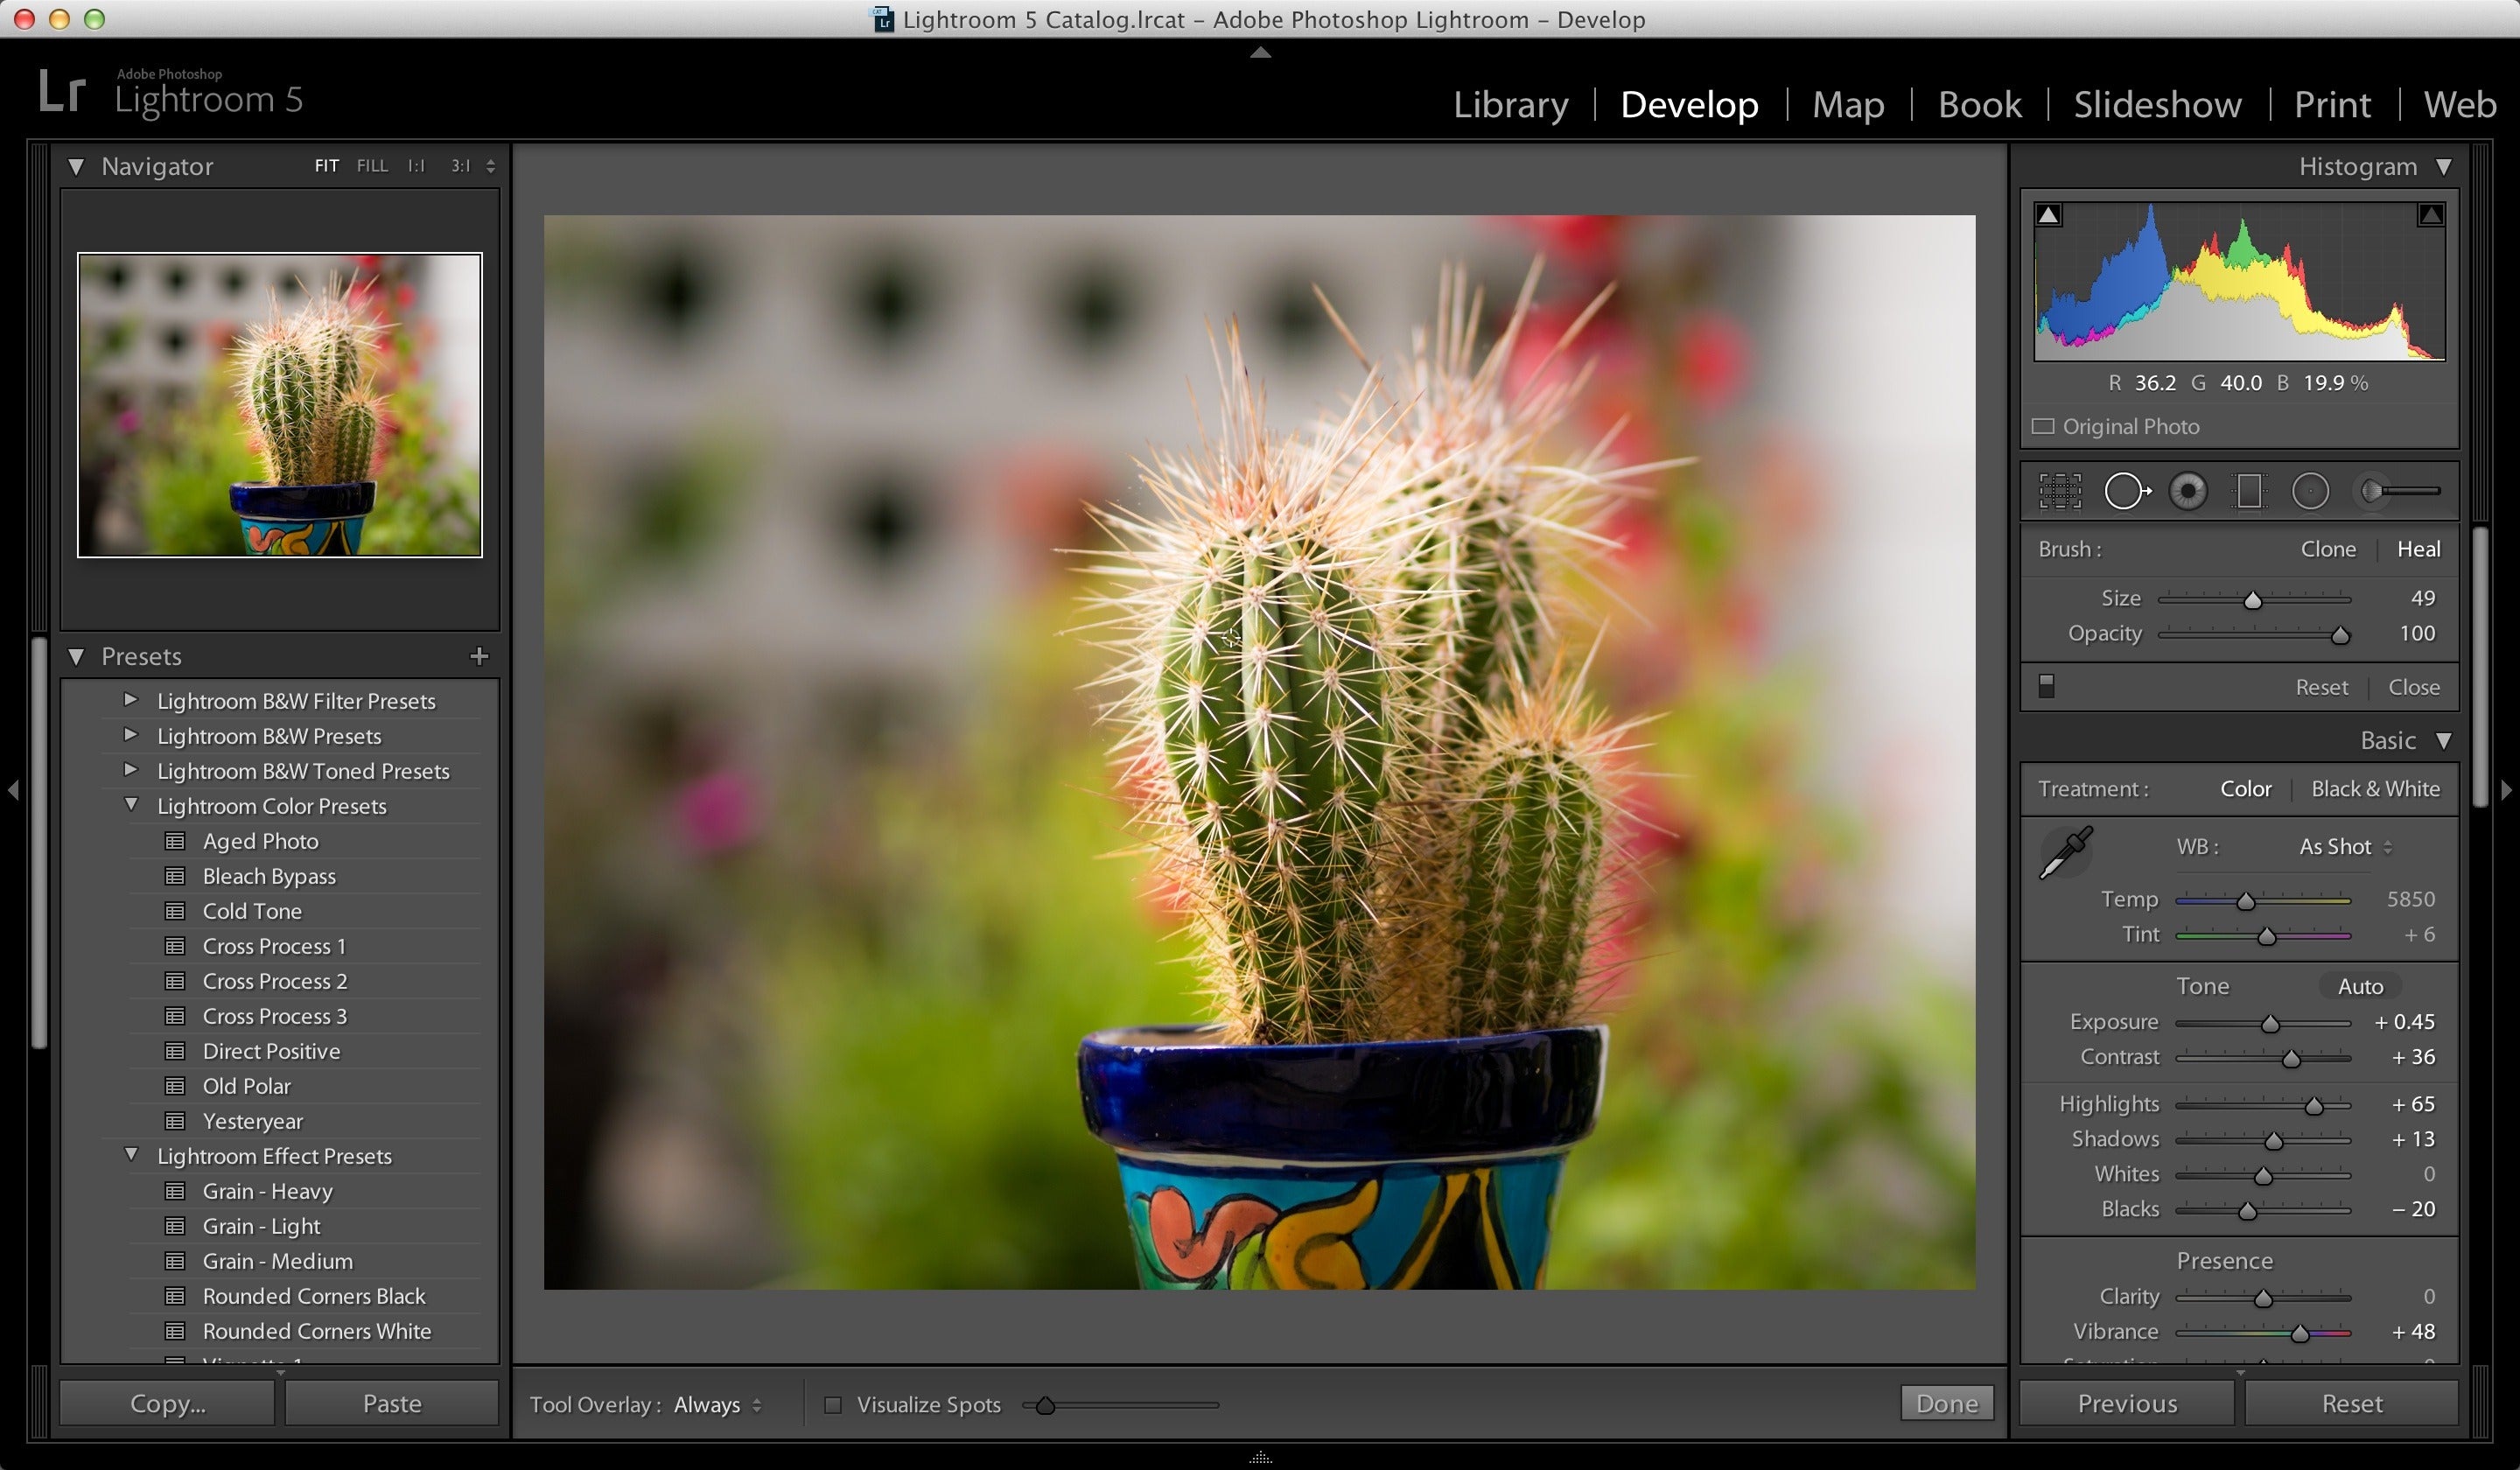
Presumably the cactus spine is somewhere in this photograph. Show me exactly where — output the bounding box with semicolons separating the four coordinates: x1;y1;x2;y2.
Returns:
235;285;387;486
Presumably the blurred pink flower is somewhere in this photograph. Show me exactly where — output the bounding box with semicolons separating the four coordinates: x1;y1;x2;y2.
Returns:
1619;774;1697;866
1675;310;1754;414
672;768;760;856
115;407;140;434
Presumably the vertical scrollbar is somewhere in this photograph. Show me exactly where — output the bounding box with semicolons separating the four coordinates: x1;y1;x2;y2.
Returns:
29;637;46;1049
2477;528;2490;808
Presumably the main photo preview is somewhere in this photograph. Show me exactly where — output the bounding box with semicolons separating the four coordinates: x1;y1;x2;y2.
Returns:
541;211;1978;1293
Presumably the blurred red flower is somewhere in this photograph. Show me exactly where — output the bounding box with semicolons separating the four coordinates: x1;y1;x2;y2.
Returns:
1493;215;1622;271
1675;310;1754;413
987;443;1111;584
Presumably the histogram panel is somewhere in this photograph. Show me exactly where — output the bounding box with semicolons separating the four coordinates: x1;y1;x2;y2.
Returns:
2034;200;2447;361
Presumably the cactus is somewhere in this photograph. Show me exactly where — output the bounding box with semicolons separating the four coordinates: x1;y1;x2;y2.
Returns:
1319;263;1670;766
1093;266;1675;1044
235;284;387;486
1336;264;1675;1036
1096;329;1414;1044
1452;682;1615;1035
1396;484;1545;742
328;391;382;483
1158;526;1392;1042
244;332;324;486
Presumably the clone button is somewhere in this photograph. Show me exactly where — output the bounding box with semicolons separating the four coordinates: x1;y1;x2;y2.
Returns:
286;1379;500;1426
2246;1380;2458;1425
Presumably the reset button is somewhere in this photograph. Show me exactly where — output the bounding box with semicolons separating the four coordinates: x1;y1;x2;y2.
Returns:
2246;1380;2458;1425
1901;1384;1996;1420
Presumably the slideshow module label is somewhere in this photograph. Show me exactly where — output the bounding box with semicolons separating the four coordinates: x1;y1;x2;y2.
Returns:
58;680;498;1364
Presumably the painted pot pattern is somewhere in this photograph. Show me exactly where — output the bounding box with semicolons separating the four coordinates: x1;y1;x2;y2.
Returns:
231;481;376;556
1079;1024;1606;1291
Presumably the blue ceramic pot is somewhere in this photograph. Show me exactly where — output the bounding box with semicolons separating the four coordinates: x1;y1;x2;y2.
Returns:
1078;1023;1606;1290
231;481;377;556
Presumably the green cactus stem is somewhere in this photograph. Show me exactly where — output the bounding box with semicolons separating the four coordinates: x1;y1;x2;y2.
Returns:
327;393;381;483
245;335;323;487
234;284;387;488
1453;696;1608;1035
1399;485;1546;737
1158;528;1394;1044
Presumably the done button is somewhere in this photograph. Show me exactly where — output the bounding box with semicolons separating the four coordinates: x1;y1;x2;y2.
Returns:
1901;1383;1995;1421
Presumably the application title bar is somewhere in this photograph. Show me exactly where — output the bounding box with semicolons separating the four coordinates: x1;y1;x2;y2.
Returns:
22;0;2520;39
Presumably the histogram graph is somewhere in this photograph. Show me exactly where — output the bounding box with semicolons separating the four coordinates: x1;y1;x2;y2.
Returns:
2034;200;2447;361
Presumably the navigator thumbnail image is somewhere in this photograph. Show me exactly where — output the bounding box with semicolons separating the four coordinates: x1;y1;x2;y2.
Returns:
77;251;483;556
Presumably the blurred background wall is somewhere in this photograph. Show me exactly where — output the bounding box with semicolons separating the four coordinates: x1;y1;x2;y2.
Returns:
541;214;1977;1291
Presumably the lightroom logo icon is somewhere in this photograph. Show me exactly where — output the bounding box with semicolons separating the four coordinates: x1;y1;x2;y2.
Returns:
870;6;895;31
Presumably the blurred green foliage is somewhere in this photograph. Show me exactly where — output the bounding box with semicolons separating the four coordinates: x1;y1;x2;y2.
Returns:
740;761;1204;1291
745;732;1203;1289
1543;668;1975;1289
82;259;480;556
113;367;480;556
1551;968;1973;1289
